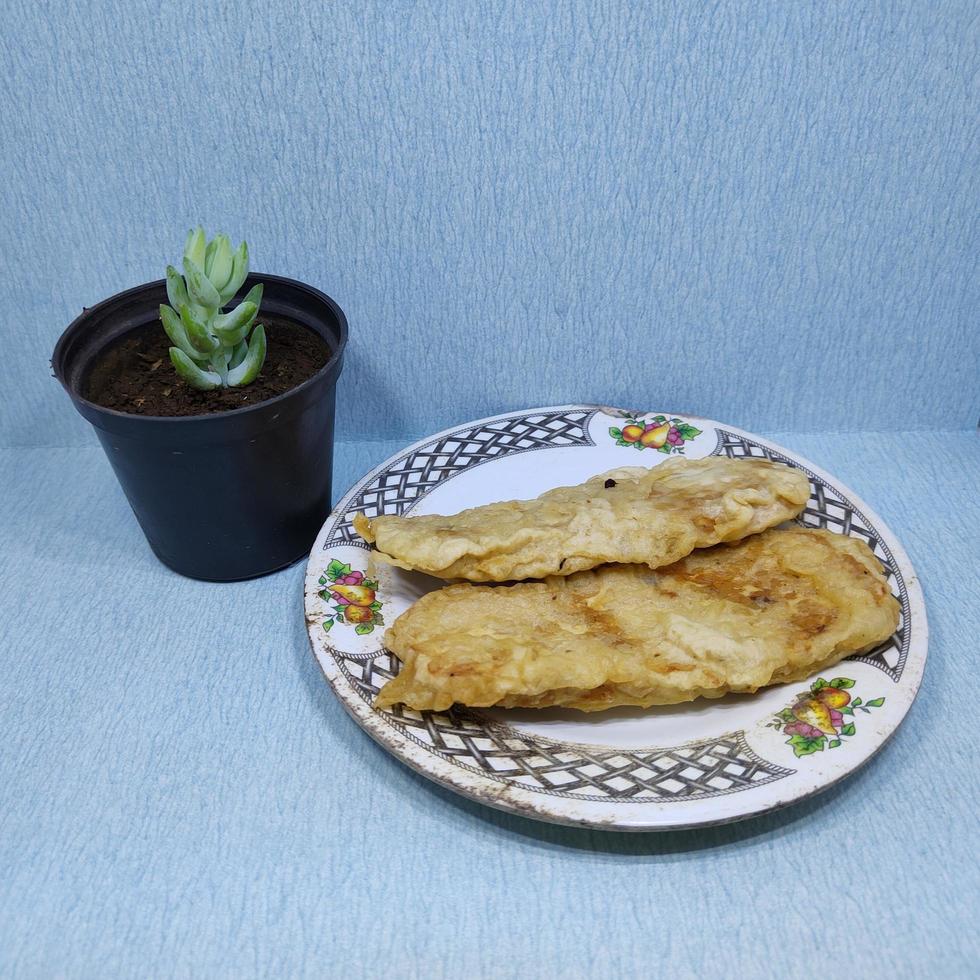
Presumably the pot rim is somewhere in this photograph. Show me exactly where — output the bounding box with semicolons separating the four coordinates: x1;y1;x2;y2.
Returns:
52;271;348;426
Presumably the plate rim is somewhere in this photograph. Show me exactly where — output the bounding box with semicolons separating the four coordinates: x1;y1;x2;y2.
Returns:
303;404;928;831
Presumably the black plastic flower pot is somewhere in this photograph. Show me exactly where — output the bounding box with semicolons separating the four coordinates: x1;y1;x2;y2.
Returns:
52;273;348;581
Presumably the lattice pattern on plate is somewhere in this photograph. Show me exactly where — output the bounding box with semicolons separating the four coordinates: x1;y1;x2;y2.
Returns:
338;650;793;802
315;411;914;806
322;408;794;804
326;410;595;546
711;430;910;682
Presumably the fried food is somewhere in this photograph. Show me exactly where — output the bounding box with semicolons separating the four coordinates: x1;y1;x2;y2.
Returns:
375;528;899;712
354;456;811;582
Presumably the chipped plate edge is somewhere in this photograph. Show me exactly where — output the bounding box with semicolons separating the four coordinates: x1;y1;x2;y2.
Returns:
303;405;928;831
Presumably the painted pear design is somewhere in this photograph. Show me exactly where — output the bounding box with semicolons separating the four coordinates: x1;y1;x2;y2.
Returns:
639;423;670;448
792;698;837;735
330;584;376;606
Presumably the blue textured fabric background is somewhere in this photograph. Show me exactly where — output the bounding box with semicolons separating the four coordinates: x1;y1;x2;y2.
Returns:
1;0;978;445
1;1;978;977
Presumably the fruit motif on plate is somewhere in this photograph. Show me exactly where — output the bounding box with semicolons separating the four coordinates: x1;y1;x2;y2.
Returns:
318;559;384;635
609;414;702;453
768;677;886;757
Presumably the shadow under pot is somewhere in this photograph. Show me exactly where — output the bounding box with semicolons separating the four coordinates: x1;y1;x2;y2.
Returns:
52;273;348;581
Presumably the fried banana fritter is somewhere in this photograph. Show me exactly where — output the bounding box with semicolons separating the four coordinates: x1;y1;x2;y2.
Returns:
354;457;811;582
375;528;899;712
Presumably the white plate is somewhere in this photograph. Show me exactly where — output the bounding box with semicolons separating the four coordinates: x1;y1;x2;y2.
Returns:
304;406;927;831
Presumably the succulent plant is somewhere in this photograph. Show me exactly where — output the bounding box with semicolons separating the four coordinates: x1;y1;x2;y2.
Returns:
160;227;267;390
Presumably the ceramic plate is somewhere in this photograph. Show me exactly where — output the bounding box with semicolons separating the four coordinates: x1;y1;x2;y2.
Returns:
304;406;926;831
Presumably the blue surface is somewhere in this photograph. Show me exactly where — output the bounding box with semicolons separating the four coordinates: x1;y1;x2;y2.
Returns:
2;0;979;974
1;0;978;446
1;434;978;977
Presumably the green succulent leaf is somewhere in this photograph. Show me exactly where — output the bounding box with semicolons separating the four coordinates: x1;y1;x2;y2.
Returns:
183;257;222;309
163;229;264;389
184;226;207;269
213;347;232;386
219;241;249;305
242;282;263;310
179;304;219;354
227;324;266;387
213;301;257;345
204;237;218;277
207;234;234;292
165;265;189;310
169;347;221;390
160;304;208;363
228;339;248;370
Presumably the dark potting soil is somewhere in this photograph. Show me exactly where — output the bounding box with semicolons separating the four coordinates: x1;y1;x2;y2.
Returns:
84;314;332;416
